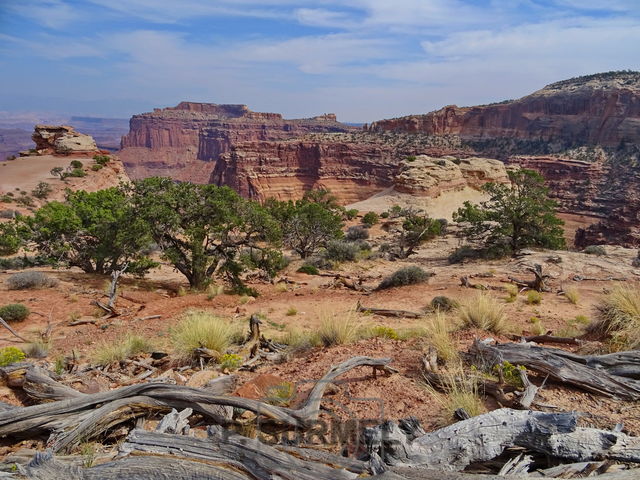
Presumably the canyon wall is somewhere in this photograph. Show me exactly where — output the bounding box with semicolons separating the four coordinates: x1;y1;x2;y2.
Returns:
370;72;640;148
119;102;354;185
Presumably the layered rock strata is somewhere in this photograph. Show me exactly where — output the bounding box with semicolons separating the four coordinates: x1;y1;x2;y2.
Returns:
24;125;98;155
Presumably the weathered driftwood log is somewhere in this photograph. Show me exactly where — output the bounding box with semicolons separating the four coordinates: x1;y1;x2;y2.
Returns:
356;301;422;319
0;357;394;452
507;332;582;346
471;341;640;400
508;264;551;292
363;408;640;473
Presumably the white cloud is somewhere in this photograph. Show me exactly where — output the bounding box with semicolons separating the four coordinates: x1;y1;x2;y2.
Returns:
5;0;81;29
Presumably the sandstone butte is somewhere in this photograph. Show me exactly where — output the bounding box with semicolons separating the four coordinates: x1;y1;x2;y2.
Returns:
118;71;640;247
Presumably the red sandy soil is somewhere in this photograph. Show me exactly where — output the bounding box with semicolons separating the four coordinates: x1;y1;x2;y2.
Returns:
2;235;640;446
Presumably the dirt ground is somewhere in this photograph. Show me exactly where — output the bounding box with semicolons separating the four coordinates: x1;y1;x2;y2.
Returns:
2;228;640;446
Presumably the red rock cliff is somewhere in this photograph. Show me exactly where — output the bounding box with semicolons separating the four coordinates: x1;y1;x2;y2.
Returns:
370;72;640;147
119;102;353;183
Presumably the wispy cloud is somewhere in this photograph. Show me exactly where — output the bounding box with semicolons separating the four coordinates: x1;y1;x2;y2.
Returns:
0;0;638;120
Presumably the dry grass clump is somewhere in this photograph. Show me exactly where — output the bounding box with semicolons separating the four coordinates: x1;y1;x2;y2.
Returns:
504;284;519;303
93;334;154;365
422;364;486;425
280;327;322;351
564;287;580;305
170;310;240;359
317;310;361;347
526;290;542;305
424;312;459;364
7;271;58;290
458;293;508;334
591;285;640;349
23;340;51;358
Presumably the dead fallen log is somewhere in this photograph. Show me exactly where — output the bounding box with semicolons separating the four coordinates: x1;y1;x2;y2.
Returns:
356;301;422;319
0;356;394;452
471;341;640;400
363;408;640;473
507;332;582;346
508;263;551;292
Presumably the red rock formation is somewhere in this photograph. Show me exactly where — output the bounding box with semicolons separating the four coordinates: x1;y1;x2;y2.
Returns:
370;72;640;147
119;102;354;184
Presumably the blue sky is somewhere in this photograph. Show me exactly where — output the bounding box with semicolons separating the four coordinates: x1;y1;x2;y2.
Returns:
0;0;638;122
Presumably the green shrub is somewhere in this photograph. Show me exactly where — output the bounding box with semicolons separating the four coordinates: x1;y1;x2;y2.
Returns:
7;271;58;290
583;245;606;256
219;353;243;371
297;263;319;275
67;168;86;178
91;164;103;171
344;208;359;220
323;240;359;262
0;346;25;366
493;361;525;388
380;211;389;219
31;181;52;199
0;303;30;322
70;160;83;169
265;381;297;406
430;296;458;312
448;246;477;264
377;266;431;290
367;325;399;340
526;290;542;305
345;225;369;241
362;211;379;227
93;155;110;166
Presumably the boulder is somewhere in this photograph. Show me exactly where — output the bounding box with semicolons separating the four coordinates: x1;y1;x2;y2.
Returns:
29;125;98;155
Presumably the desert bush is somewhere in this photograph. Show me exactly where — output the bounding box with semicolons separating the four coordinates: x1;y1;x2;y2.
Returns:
436;218;448;235
448;246;477;264
0;256;47;270
32;181;52;199
91;164;103;171
170;311;239;359
16;194;34;207
583;245;606;256
297;263;319;275
0;223;21;256
219;353;243;371
493;361;525;388
526;290;542;305
377;266;431;290
590;285;640;348
344;208;359;220
65;168;86;178
6;271;58;290
564;287;580;305
323;240;359;262
93;334;154;365
93;154;110;166
430;296;458;312
424;311;459;364
458;293;508;334
0;346;25;366
366;325;399;340
70;160;83;169
317;311;360;347
286;306;298;316
0;303;30;322
362;211;379;227
0;209;20;219
345;225;369;241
